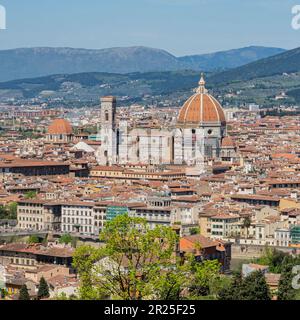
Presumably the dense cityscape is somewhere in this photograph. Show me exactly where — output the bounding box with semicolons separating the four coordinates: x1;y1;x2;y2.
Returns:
1;0;300;307
0;73;299;301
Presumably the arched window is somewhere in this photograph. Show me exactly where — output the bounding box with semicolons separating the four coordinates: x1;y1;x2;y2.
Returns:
105;111;109;121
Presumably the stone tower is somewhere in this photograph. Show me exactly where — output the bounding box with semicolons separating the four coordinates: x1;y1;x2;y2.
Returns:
97;96;118;165
100;96;116;130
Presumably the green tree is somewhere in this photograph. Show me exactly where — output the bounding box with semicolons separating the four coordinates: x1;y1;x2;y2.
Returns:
150;261;191;300
59;233;74;245
1;288;7;299
278;263;296;300
19;285;30;300
218;272;243;300
190;227;200;235
6;202;17;219
189;259;221;296
255;247;287;273
28;235;41;244
209;274;232;298
0;206;8;220
73;214;179;300
239;271;271;300
72;215;233;300
219;271;271;300
0;203;18;220
55;292;68;300
24;191;37;199
242;216;251;239
37;277;50;299
54;292;78;300
72;245;104;300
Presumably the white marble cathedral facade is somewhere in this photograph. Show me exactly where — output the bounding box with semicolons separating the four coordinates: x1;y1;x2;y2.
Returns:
96;76;237;166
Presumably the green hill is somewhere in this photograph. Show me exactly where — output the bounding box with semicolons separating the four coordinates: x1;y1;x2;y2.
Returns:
2;45;300;107
209;47;300;85
179;46;285;72
0;71;201;105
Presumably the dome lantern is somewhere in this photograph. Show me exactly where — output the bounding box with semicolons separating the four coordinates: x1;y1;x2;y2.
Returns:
196;73;208;94
178;76;226;127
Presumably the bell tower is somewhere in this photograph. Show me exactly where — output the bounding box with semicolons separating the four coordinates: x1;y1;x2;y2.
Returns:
98;96;118;165
101;96;116;130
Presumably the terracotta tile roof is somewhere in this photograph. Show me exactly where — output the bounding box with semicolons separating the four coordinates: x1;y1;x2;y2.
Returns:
231;194;281;202
0;243;74;258
271;153;298;160
1;160;68;168
221;136;235;148
48;119;73;135
180;234;220;250
178;93;226;125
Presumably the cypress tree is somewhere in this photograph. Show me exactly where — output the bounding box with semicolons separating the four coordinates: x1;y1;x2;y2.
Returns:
278;263;296;300
219;271;271;300
19;284;30;300
37;277;50;299
218;273;242;300
239;270;271;300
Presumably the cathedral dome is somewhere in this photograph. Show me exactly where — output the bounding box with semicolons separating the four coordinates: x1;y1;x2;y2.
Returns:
178;75;226;126
48;118;73;135
221;136;235;148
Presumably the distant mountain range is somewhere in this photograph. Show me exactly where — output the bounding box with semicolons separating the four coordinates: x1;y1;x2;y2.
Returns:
2;45;300;106
179;46;285;72
0;46;285;82
209;46;300;85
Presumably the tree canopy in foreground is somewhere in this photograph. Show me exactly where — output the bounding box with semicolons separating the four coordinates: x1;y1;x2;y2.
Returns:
73;214;226;300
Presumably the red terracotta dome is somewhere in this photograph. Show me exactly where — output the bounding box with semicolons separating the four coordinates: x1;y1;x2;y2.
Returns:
221;136;235;148
178;75;226;126
48;118;73;135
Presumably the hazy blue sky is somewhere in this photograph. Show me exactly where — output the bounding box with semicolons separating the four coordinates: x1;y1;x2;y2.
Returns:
0;0;299;55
